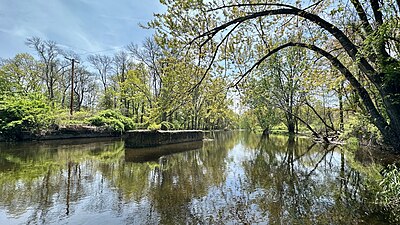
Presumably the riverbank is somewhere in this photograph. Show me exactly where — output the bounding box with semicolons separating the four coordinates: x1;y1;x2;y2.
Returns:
0;126;205;146
0;125;120;141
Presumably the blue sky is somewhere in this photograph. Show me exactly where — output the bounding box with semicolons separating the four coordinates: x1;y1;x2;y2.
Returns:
0;0;164;58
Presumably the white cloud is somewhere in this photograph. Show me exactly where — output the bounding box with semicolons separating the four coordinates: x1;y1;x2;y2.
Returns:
0;0;164;58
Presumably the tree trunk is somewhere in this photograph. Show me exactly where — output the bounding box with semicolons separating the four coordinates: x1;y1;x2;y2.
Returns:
287;117;295;135
140;104;145;124
339;82;344;131
262;127;270;137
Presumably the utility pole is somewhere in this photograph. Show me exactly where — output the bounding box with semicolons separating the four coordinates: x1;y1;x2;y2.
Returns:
65;57;79;115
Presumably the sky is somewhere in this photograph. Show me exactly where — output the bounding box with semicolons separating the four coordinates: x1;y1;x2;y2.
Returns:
0;0;165;59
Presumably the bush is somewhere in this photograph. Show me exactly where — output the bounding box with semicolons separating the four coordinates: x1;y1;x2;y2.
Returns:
160;121;174;130
271;122;287;132
0;93;53;138
61;110;93;125
147;122;161;130
87;110;135;132
341;114;381;145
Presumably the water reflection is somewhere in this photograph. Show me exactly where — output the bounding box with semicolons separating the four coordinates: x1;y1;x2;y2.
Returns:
0;132;386;224
125;141;203;163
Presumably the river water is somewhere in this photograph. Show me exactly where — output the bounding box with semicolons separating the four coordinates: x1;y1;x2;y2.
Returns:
0;131;388;224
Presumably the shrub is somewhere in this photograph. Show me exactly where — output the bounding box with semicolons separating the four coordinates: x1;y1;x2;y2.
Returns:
160;121;174;130
271;122;287;132
147;122;161;130
0;93;53;138
171;120;182;130
87;110;135;132
52;109;93;126
341;114;381;145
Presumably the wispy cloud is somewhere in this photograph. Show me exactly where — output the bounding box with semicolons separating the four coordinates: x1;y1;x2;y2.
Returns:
0;0;164;58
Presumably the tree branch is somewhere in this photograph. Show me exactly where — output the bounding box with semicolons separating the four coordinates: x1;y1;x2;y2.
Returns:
305;100;336;132
370;0;383;25
194;7;379;82
284;107;321;138
231;42;390;137
207;1;323;12
368;0;391;60
350;0;373;34
207;3;292;12
191;22;242;92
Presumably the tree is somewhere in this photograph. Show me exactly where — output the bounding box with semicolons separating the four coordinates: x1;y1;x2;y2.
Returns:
73;65;96;111
87;54;114;108
265;48;307;135
128;37;163;98
0;53;42;95
120;63;152;123
26;37;64;103
242;75;281;135
113;51;132;111
151;0;400;151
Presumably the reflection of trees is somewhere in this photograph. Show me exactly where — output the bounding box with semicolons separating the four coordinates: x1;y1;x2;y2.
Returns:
0;139;125;223
126;131;239;224
0;132;382;224
0;133;237;224
59;131;240;224
242;134;373;224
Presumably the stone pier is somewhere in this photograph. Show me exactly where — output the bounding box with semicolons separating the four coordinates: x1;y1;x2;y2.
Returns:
124;130;204;148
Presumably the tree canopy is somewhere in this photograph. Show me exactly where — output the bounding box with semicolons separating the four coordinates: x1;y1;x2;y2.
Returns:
149;0;400;151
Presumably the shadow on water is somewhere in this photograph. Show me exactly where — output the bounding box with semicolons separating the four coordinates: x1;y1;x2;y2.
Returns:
0;132;392;224
125;141;203;163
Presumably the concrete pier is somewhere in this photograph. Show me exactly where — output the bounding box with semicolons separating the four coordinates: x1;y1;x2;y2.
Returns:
124;130;204;148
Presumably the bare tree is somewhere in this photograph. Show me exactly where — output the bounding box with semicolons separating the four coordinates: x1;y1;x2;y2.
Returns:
26;37;64;102
113;51;130;83
74;66;96;111
87;54;113;93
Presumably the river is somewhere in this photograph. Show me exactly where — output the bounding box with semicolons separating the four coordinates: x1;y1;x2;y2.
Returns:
0;131;388;224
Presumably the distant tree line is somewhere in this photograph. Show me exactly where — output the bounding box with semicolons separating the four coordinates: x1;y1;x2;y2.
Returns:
0;36;238;136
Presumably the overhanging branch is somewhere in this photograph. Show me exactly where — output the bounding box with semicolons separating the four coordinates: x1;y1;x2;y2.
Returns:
350;0;373;34
231;42;389;136
207;1;323;12
193;6;379;81
191;22;242;92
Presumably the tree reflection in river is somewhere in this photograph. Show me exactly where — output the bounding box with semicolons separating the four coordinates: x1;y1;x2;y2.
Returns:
0;132;387;224
240;134;380;224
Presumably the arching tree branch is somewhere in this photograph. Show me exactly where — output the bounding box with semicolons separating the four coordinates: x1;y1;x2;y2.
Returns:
191;22;242;91
350;0;373;34
193;6;380;83
207;3;297;12
232;42;390;139
370;0;383;25
207;1;323;13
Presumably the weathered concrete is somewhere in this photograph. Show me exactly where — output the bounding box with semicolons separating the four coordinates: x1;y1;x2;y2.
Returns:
0;125;120;141
124;130;204;148
125;141;203;162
